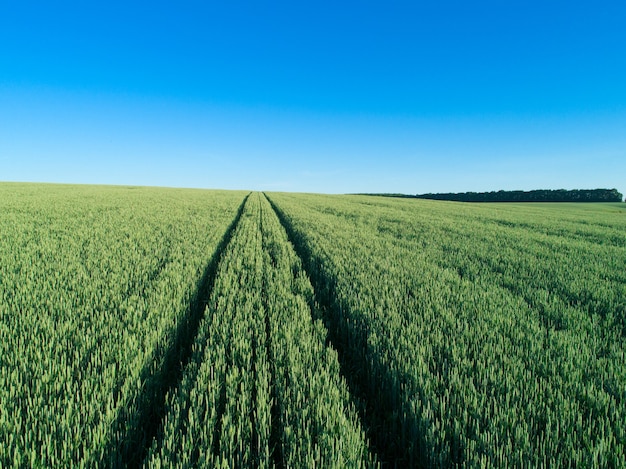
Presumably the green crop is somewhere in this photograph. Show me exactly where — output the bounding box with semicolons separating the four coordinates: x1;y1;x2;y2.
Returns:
1;183;624;467
267;192;626;467
147;193;373;468
0;183;246;467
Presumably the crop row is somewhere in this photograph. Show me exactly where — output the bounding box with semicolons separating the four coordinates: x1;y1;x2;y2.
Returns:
146;192;374;468
267;192;626;467
0;184;246;467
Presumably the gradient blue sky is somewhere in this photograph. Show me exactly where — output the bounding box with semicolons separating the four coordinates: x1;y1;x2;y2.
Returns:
1;1;625;194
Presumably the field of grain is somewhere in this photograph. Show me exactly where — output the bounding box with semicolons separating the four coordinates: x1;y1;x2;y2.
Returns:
1;183;624;467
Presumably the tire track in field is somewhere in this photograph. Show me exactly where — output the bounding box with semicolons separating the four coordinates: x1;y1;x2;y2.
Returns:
258;201;284;469
263;193;397;467
115;193;250;468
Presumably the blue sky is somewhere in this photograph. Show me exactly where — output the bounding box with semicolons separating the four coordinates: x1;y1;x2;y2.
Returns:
1;1;625;194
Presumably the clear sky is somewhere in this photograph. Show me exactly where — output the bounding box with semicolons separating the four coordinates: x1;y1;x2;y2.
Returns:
1;1;625;194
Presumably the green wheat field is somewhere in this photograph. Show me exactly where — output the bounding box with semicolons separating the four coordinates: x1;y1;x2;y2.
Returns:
1;182;625;468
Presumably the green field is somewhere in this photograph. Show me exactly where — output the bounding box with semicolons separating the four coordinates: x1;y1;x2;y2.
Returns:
1;183;625;467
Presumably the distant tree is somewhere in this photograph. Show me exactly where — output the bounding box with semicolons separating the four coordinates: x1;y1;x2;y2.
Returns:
408;189;624;203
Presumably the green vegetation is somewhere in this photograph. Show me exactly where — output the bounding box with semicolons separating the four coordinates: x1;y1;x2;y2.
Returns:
0;184;246;467
146;192;372;468
268;193;626;467
372;188;625;202
1;183;625;467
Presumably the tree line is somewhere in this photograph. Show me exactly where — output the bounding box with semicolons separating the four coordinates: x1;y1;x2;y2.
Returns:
361;189;624;203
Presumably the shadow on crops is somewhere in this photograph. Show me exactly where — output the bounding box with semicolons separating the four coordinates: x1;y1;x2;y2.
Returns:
104;193;250;468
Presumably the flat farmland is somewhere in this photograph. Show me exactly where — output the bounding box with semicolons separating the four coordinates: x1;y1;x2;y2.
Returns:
1;183;624;467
